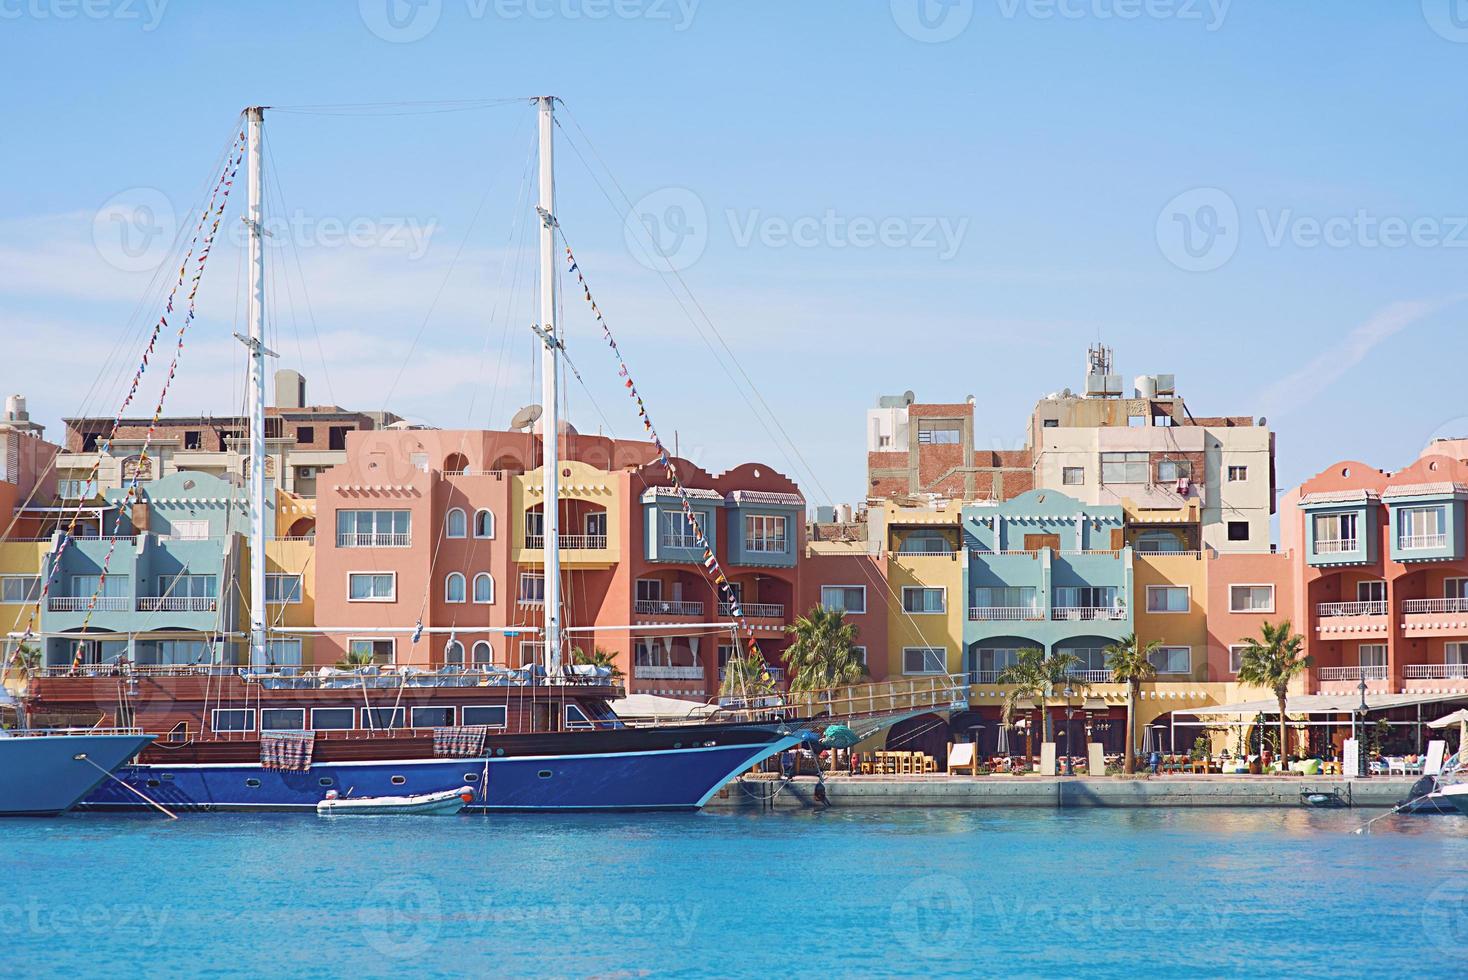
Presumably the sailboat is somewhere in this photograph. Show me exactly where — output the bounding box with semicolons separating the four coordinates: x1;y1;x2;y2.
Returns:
26;98;815;812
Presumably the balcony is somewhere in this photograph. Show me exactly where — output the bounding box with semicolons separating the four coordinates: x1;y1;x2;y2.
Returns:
1051;606;1126;622
719;601;785;619
633;665;706;681
1403;598;1468;615
1318;665;1388;682
634;599;705;617
48;596;128;612
336;533;411;548
525;535;608;550
1067;669;1115;684
136;596;218;613
1317;601;1387;618
968;606;1044;622
1313;539;1358;555
1403;664;1468;680
1399;533;1448;551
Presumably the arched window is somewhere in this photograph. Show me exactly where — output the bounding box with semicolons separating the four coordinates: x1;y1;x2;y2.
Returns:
444;452;470;475
446;508;467;539
473;509;495;539
444;640;465;666
445;572;466;603
473;573;494;604
472;641;493;667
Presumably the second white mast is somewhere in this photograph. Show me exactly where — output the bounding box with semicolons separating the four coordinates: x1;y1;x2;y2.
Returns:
535;95;562;675
244;106;269;668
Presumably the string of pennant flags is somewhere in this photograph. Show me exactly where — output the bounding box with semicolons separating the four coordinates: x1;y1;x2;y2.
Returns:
10;130;247;670
563;242;773;683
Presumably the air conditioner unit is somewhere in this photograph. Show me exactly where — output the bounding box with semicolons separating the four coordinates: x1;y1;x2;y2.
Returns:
297;467;315;479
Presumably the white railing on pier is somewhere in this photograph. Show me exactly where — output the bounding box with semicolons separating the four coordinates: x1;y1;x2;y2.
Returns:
1314;539;1358;555
1319;665;1388;681
633;665;705;680
1404;664;1468;679
136;596;218;613
968;606;1044;622
1403;598;1468;615
1317;601;1388;618
1051;606;1126;622
719;601;784;618
48;596;128;612
1399;533;1448;551
634;599;704;616
336;532;411;548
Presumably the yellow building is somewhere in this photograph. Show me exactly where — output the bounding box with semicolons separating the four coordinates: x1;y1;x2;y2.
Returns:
880;504;965;679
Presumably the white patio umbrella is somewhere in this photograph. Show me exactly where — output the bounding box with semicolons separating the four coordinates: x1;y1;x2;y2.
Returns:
1141;724;1155;755
996;724;1010;756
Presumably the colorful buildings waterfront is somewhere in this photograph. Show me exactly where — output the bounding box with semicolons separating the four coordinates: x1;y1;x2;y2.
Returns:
5;344;1468;754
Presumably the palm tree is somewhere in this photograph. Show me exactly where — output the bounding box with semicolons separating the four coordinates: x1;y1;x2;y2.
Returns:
1105;633;1160;774
1236;620;1310;768
572;646;623;680
783;606;867;693
719;648;777;699
997;647;1088;764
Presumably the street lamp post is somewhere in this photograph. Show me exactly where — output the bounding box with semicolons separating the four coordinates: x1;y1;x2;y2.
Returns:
1063;684;1076;776
1356;675;1371;779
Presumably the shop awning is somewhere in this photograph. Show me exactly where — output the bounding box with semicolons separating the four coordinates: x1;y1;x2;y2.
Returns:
1179;692;1468;717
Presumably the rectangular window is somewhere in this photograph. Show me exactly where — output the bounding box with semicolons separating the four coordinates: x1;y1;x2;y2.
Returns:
169;520;210;541
1042;419;1059;429
635;579;663;603
518;641;545;668
1228;465;1248;482
260;707;306;731
1447;643;1468;668
1358;580;1387;603
347;638;395;665
821;586;866;614
1148;646;1191;675
329;426;350;451
347;572;395;602
335;509;411;547
265;573;304;604
744;514;789;553
901;587;946;614
296;426;314;445
1062;467;1084;486
411;706;454;729
1229;585;1274;613
310;707;356;731
898;533;952;555
518;573;545;604
584;512;607;540
1227;521;1250;542
902;647;946;675
525;510;544;540
1228;646;1247;674
147;639;216;666
851;646;868;669
1399;506;1447;549
211;708;255;733
1146;586;1190;613
1313;513;1358;553
0;576;41;603
361;707;405;730
1054;586;1118;609
917;424;961;445
58;478;98;500
462;705;509;728
1157;460;1193;482
264;639;302;667
184;430;202;450
660;510;698;549
71;574;129;598
1446;579;1468;600
1359;644;1388;668
1100;452;1148;484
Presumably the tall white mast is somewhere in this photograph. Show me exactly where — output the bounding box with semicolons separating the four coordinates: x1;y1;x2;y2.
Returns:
535;95;562;675
244;106;269;667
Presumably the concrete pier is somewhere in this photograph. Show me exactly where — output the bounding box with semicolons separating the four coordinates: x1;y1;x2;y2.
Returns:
706;775;1418;810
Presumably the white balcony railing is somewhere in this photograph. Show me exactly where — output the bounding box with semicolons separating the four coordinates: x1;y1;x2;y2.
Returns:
1317;601;1388;618
1404;664;1468;679
48;596;128;612
968;606;1044;622
1403;598;1468;615
1067;669;1115;683
136;596;218;613
1318;665;1388;681
719;601;785;619
633;665;705;680
525;535;608;550
634;600;704;617
1399;533;1448;551
336;533;411;548
1051;606;1127;622
967;670;1003;684
1314;539;1358;555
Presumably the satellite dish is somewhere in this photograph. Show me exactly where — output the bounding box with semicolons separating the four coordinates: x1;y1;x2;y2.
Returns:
510;404;543;431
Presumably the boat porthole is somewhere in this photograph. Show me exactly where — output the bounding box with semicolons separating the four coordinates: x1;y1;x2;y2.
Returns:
464;773;479;782
674;742;682;749
538;770;553;779
495;748;505;756
391;775;406;786
319;778;334;787
245;778;261;789
146;779;160;788
161;773;174;781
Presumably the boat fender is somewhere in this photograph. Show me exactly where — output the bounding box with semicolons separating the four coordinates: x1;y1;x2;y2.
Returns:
324;790;339;800
458;786;475;803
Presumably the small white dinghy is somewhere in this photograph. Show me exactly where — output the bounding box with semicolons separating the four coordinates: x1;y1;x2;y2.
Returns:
316;786;475;816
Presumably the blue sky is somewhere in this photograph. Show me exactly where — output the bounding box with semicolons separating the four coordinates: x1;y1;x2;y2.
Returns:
3;1;1467;508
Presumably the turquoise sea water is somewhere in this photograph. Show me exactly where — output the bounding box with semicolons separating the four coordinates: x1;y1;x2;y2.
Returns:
7;807;1468;978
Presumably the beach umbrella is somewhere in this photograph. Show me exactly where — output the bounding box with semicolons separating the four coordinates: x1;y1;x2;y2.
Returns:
1141;724;1155;755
